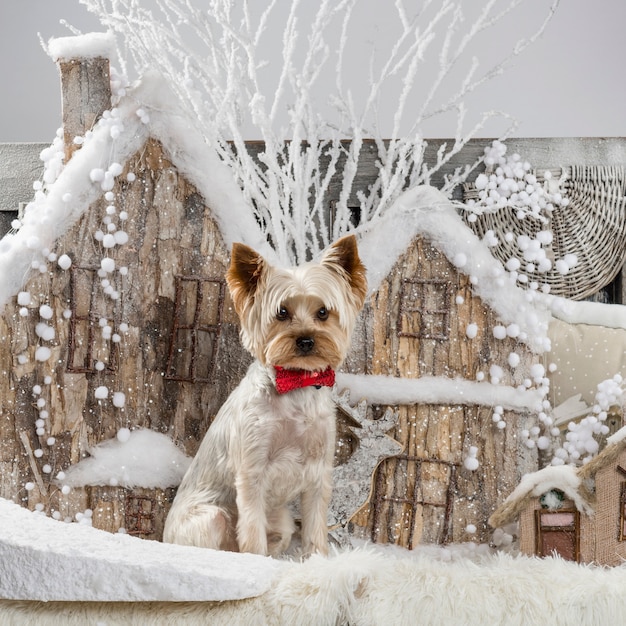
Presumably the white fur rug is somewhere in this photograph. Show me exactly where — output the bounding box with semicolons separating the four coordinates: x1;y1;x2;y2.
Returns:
2;547;626;625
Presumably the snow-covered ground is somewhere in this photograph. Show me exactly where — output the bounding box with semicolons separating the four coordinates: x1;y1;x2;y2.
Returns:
0;497;282;602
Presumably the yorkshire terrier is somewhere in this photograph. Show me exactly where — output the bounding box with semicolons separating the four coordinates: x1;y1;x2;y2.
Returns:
163;235;367;557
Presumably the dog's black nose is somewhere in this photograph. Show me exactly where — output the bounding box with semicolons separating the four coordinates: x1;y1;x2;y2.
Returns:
296;336;315;353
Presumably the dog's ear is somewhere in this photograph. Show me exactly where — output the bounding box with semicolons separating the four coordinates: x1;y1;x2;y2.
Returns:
322;235;368;308
226;243;266;316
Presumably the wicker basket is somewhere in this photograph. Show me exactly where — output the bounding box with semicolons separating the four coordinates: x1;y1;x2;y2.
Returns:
463;166;626;300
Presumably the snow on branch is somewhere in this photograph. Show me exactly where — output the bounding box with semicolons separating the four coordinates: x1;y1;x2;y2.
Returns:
80;0;559;264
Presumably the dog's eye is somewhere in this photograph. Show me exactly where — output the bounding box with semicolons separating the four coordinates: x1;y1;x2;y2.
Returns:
317;307;329;321
276;306;289;321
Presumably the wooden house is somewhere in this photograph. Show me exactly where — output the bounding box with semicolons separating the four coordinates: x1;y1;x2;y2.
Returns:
0;48;252;536
343;202;542;547
1;37;625;552
489;428;626;566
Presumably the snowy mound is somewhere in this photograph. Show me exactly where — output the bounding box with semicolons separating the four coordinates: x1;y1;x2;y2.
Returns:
0;497;282;602
60;428;191;489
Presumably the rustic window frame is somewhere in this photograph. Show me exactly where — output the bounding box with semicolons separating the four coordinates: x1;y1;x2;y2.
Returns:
125;493;156;536
67;265;119;373
370;455;459;548
397;279;452;340
165;275;225;383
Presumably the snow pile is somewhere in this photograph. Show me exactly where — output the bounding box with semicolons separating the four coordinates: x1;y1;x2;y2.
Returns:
47;32;116;62
0;497;282;602
59;429;191;489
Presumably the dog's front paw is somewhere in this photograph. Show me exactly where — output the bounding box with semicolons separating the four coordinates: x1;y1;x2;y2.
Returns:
237;526;268;556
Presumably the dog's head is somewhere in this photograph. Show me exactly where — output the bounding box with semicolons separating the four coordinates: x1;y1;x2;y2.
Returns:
226;235;367;371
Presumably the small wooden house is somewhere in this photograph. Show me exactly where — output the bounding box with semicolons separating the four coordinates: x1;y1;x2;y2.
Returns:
489;427;626;566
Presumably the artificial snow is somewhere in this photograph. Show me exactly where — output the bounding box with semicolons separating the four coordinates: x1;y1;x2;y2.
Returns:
60;428;191;489
335;372;545;412
498;464;593;516
0;497;281;602
46;32;116;62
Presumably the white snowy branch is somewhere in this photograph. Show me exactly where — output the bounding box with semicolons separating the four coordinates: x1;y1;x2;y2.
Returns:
79;0;559;263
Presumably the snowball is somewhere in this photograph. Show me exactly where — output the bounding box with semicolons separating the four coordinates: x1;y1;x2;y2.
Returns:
39;305;53;320
564;253;578;268
34;346;52;362
17;292;31;306
530;363;546;379
555;259;569;275
466;323;478;339
506;324;520;338
489;364;503;381
56;253;73;270
108;162;124;177
94;386;109;400
474;173;488;190
35;323;55;341
117;427;131;442
536;436;550;450
505;257;521;272
112;392;126;408
465;524;477;534
453;253;467;268
463;456;479;471
114;230;129;245
455;295;464;305
492;325;507;340
507;352;520;368
100;257;115;273
89;168;105;183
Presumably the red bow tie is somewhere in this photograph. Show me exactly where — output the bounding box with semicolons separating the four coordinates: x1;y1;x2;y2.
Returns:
274;366;336;395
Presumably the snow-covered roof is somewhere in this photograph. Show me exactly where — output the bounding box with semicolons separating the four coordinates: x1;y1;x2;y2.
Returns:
489;464;594;528
0;73;273;312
